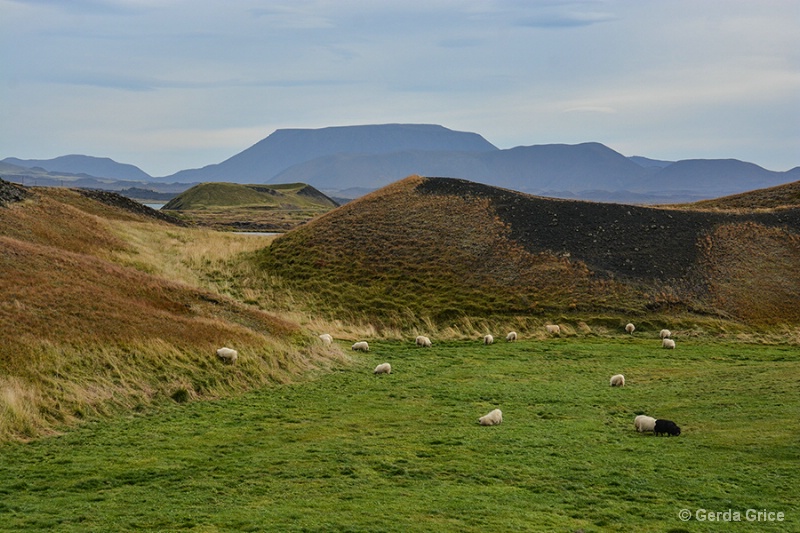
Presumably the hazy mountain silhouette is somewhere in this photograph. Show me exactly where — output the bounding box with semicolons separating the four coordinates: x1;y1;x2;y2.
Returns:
2;155;152;181
4;124;798;203
162;124;498;183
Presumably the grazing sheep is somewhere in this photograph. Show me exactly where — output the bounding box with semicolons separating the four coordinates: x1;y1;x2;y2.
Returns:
660;329;671;339
483;334;494;345
625;323;635;334
319;334;333;346
662;338;676;349
416;335;432;348
216;347;238;364
478;408;503;426
506;331;517;342
654;419;681;436
545;324;560;335
352;341;369;352
373;363;392;375
610;374;626;387
634;415;657;433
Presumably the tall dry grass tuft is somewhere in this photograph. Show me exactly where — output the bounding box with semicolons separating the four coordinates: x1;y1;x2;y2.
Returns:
1;335;350;441
0;377;51;441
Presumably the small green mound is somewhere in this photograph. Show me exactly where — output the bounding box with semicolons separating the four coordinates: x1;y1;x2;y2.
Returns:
163;182;338;210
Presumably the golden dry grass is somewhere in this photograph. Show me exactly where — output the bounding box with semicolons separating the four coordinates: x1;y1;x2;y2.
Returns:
684;179;800;211
0;186;348;441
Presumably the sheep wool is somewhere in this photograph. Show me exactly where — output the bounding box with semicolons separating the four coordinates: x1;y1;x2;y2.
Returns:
352;341;369;352
319;334;333;346
662;338;676;349
545;324;560;335
625;323;635;334
610;374;625;387
216;347;238;364
416;335;432;348
479;408;503;426
634;415;656;432
483;334;494;345
373;363;392;375
659;329;671;339
506;331;517;342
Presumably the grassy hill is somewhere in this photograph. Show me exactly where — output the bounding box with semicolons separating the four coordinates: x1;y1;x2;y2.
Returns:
255;175;800;329
161;182;339;231
162;181;337;210
0;179;345;440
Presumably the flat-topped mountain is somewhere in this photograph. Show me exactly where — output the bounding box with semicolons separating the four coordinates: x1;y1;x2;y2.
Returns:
257;176;800;326
163;124;498;183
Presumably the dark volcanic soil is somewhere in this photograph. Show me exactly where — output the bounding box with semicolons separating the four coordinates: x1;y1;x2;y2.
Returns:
417;177;800;283
76;188;187;226
0;178;30;206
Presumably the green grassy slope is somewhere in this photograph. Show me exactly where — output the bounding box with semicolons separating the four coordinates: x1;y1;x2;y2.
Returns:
1;338;796;531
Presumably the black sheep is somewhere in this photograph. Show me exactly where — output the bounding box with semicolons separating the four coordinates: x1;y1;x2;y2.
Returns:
654;419;681;436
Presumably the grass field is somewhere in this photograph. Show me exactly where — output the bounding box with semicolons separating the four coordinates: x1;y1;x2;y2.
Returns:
1;337;796;532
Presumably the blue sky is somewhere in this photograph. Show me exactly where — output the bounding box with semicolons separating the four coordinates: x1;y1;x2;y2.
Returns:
2;0;798;177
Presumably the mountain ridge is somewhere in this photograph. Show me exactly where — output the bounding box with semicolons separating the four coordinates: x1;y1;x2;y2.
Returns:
3;124;798;203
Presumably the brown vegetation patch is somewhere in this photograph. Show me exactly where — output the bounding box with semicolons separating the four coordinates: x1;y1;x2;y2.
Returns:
0;189;128;256
0;236;298;360
698;222;800;324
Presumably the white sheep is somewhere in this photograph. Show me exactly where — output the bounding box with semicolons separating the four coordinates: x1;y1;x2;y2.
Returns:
483;334;494;345
634;415;656;432
610;374;625;387
352;341;369;352
506;331;517;342
659;329;671;339
545;324;560;335
625;323;635;334
216;347;238;364
662;338;676;349
416;335;432;348
478;408;503;426
373;362;391;374
319;334;333;346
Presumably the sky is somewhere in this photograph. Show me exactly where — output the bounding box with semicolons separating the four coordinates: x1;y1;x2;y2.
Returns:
1;0;799;177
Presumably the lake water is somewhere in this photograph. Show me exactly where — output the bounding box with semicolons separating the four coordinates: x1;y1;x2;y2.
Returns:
143;203;165;210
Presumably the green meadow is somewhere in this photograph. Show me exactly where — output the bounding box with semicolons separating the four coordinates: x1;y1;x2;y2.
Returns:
1;337;797;532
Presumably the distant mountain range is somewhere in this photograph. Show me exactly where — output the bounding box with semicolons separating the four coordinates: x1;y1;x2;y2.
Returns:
3;123;798;203
2;155;151;181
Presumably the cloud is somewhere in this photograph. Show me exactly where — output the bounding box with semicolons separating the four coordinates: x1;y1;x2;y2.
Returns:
0;0;797;174
561;106;617;114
